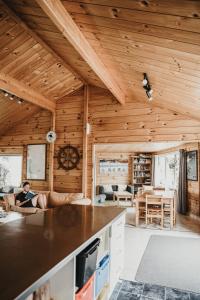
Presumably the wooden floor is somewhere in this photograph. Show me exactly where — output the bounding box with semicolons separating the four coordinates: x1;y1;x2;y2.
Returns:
96;200;200;234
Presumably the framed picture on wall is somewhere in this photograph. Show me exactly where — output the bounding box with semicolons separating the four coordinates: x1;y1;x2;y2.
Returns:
26;144;46;180
186;150;198;181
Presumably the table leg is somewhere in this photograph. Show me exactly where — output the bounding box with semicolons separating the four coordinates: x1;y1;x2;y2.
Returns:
170;202;173;229
136;201;139;226
113;193;115;202
117;196;120;206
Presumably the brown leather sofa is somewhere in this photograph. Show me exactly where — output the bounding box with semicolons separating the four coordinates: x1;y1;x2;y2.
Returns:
3;190;91;214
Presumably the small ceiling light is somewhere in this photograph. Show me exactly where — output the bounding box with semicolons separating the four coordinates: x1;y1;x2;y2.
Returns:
142;73;153;101
17;99;23;104
4;92;9;97
9;95;14;100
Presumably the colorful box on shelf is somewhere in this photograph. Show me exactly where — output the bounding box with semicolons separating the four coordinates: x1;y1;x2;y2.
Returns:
95;255;110;298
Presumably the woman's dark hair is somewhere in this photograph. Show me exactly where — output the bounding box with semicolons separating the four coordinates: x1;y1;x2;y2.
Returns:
23;181;30;187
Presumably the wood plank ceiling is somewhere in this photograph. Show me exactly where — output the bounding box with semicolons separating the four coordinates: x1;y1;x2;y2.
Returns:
0;90;40;136
1;0;200;130
62;0;200;119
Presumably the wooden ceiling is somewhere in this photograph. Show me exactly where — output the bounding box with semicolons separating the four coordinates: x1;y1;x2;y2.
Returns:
61;0;200;119
0;90;40;136
0;0;200;134
5;0;106;88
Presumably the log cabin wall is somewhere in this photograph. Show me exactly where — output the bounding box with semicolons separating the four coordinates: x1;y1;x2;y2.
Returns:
1;86;200;205
87;86;200;198
95;152;132;187
54;90;83;193
0;110;51;191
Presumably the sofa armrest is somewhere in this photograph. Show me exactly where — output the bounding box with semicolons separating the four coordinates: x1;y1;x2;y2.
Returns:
71;198;91;205
3;193;16;208
98;185;105;194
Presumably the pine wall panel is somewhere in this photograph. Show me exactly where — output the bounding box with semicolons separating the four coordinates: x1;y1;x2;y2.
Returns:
54;90;83;193
0;110;51;191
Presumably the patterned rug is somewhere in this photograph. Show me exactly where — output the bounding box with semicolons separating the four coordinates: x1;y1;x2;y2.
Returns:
110;280;200;300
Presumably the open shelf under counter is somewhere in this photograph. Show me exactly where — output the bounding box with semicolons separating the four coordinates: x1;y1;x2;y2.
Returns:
0;205;125;300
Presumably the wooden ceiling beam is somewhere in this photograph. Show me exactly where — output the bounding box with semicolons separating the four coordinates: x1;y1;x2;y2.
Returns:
0;0;85;84
0;72;56;112
36;0;126;105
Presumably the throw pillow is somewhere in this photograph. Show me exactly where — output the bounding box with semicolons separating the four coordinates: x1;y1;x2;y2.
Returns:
118;184;127;192
103;185;113;193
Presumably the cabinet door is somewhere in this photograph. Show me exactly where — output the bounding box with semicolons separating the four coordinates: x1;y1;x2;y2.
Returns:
109;214;125;295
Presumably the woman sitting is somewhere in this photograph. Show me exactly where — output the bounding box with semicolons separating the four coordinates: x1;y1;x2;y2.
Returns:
16;181;47;209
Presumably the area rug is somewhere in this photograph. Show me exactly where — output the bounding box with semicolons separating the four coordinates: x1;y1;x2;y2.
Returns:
135;235;200;293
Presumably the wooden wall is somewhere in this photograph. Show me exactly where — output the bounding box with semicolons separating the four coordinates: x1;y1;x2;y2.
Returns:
1;86;200;217
87;86;200;201
0;110;51;191
54;90;83;193
95;152;132;187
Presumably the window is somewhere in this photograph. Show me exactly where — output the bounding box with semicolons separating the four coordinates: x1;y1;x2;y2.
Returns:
0;155;23;188
154;152;179;190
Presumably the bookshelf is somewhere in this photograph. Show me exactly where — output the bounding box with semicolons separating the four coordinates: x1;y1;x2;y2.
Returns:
132;154;152;189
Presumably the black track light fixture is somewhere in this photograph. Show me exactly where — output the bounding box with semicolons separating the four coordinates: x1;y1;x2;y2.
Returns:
142;73;153;101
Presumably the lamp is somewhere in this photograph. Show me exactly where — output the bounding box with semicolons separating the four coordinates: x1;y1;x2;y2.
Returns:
142;73;153;101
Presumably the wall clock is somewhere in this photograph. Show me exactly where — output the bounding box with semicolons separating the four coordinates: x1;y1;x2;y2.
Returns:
57;145;80;171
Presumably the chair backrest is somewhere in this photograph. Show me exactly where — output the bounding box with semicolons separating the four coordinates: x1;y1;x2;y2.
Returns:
142;185;154;191
146;195;162;205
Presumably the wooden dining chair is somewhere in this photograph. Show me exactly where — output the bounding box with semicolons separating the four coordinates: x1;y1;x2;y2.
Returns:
163;191;176;228
145;195;163;228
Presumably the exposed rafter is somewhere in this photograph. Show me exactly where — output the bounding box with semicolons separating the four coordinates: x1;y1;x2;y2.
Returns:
0;73;56;112
36;0;126;105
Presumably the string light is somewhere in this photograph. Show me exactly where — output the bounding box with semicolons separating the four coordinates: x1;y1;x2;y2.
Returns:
1;89;24;105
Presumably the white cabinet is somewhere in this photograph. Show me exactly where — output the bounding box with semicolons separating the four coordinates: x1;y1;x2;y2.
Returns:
109;214;125;295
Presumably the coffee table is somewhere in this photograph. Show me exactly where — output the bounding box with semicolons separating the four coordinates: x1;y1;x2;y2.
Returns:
113;191;133;206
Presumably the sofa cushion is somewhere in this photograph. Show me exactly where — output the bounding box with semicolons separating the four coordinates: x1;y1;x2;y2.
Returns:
118;184;127;192
103;185;113;193
112;185;118;191
49;192;83;207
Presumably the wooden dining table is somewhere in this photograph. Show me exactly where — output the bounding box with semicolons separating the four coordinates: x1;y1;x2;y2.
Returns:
135;190;175;229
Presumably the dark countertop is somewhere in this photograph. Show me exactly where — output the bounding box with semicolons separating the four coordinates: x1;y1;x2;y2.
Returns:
0;205;125;300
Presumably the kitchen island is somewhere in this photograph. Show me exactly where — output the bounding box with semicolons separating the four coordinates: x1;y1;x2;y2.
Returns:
0;204;125;300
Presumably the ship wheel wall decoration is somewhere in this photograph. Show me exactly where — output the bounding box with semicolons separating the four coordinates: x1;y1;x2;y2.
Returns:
57;145;80;171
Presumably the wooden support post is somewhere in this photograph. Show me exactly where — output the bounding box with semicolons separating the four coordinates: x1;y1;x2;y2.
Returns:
49;112;56;191
82;85;89;198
